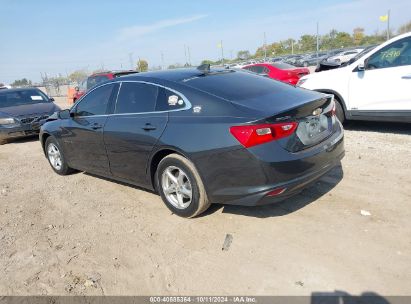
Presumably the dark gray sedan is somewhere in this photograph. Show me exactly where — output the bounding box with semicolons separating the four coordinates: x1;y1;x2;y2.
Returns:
0;88;60;144
40;67;344;217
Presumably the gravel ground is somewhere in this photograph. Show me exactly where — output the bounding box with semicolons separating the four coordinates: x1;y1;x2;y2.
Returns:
0;98;410;296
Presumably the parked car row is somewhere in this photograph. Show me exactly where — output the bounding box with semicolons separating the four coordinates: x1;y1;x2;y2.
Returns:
226;45;381;70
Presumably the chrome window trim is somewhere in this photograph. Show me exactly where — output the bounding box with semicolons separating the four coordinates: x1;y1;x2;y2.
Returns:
71;80;191;118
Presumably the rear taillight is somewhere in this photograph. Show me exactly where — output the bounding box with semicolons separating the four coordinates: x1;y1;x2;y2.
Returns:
266;187;287;197
230;122;298;148
331;100;336;116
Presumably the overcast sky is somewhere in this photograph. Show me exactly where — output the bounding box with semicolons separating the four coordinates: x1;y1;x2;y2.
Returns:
0;0;410;83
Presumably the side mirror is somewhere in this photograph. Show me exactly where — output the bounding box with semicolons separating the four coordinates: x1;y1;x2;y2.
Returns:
58;109;71;119
357;62;365;71
358;57;370;71
75;86;80;92
49;97;55;102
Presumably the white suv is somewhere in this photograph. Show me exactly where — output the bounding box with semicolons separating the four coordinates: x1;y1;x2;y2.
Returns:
298;32;411;123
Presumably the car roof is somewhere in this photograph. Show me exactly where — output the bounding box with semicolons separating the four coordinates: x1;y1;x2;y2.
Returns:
119;68;230;83
244;63;269;66
90;70;138;77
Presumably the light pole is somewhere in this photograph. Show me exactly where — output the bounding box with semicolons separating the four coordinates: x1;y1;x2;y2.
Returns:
128;52;134;70
220;40;224;65
161;51;165;70
316;22;319;62
187;46;191;66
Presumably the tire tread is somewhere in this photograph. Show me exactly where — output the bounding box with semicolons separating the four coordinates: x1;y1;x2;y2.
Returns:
157;153;210;218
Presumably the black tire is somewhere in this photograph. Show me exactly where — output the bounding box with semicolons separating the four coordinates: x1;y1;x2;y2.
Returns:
156;153;210;218
45;136;74;175
334;98;345;124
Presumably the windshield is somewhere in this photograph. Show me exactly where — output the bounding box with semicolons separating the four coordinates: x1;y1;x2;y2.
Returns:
0;89;51;108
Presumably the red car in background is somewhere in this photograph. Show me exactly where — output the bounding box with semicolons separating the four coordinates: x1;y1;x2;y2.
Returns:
73;70;138;102
242;62;309;85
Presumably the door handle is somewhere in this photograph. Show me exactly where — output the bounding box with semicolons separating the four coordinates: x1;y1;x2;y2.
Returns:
402;74;411;79
142;123;156;131
91;123;103;130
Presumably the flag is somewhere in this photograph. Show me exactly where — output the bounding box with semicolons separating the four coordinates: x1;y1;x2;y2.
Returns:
379;14;388;22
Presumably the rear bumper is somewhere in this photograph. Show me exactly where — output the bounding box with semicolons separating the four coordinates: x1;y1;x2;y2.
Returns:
224;149;344;206
203;126;344;206
0;124;40;141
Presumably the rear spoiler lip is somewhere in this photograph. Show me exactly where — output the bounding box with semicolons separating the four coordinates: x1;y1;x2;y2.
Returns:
247;94;334;124
229;92;334;124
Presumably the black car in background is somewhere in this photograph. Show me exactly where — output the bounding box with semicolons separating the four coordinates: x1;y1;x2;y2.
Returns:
0;88;60;144
295;52;329;67
40;67;344;217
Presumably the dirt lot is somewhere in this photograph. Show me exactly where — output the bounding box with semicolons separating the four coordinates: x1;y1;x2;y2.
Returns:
0;97;410;296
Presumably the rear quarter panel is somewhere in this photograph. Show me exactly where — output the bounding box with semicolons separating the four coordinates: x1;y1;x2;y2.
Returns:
154;88;268;202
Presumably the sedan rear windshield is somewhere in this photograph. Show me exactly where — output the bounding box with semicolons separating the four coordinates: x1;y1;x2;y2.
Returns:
87;75;110;90
271;62;296;69
0;89;50;108
184;70;292;101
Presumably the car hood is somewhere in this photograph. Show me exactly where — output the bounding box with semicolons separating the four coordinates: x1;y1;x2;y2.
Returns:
301;64;350;81
0;102;59;117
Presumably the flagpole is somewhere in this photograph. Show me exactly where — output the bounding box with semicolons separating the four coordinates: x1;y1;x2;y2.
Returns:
387;9;390;40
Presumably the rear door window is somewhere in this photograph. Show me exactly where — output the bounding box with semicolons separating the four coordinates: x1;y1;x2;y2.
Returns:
156;88;186;111
115;82;159;114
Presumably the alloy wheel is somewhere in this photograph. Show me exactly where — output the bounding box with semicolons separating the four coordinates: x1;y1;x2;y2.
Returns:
161;166;193;209
47;143;62;171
